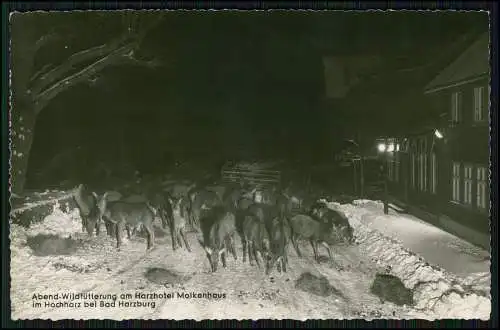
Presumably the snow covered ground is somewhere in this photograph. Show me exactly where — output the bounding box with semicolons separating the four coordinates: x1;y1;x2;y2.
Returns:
345;200;490;275
10;196;491;320
328;199;490;319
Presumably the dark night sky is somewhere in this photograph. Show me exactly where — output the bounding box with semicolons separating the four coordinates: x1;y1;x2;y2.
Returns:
23;11;488;182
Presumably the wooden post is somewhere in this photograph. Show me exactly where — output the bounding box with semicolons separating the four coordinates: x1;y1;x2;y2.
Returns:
404;152;409;203
360;155;365;198
353;159;358;195
383;153;389;215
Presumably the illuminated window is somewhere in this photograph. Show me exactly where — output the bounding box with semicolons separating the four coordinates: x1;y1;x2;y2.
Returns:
430;153;437;194
473;86;486;122
476;166;488;210
395;152;400;183
410;153;416;189
463;164;473;205
419;139;427;191
452;162;461;202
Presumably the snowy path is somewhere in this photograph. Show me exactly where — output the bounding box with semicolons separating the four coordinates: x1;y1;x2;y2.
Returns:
349;200;490;276
10;199;491;320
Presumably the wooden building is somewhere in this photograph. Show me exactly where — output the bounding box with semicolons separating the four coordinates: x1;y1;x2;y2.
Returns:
387;32;490;234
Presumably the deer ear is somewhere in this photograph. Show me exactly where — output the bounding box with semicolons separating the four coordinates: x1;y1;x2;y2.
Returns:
205;247;213;255
218;247;226;256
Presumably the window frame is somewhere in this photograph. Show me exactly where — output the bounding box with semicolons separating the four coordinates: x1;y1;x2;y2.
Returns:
452;162;461;203
476;165;489;211
463;163;473;206
473;86;486;122
430;152;437;194
451;91;462;125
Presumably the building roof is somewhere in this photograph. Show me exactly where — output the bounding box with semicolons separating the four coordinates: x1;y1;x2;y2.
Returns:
335;32;485;139
424;32;490;93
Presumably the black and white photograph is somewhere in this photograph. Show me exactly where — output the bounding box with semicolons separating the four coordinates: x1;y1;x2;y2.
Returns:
8;9;491;321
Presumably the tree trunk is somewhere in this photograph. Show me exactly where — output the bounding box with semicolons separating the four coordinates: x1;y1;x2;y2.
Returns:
353;159;358;195
360;156;365;198
10;101;37;196
383;156;389;215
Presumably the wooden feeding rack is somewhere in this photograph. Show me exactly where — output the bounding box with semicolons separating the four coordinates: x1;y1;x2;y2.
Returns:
220;162;281;190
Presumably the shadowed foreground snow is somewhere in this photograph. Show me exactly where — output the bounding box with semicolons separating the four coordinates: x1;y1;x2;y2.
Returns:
10;198;490;320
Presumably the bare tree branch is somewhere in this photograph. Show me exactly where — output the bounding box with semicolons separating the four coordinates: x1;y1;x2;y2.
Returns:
28;63;54;86
28;13;166;114
29;35;131;97
32;42;136;114
29;13;165;97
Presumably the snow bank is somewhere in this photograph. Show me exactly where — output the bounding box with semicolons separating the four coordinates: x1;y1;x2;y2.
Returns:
10;201;82;260
324;199;491;320
9;189;490;320
10;191;74;216
24;201;82;238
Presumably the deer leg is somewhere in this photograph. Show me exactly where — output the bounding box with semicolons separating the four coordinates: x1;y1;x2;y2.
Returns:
108;221;116;237
310;239;320;262
144;222;155;250
230;235;237;260
253;245;261;268
180;229;191;252
221;250;227;268
126;225;132;239
242;238;248;262
275;256;282;273
283;249;289;271
81;215;87;233
255;248;262;268
291;235;302;257
176;230;184;248
169;223;177;250
247;241;254;266
116;222;125;249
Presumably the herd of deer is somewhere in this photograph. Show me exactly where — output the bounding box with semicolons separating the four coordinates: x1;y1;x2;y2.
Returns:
73;181;355;275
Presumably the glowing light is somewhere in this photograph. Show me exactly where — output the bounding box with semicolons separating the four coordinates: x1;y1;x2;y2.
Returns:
387;143;395;152
396;144;400;151
377;143;386;152
434;129;444;139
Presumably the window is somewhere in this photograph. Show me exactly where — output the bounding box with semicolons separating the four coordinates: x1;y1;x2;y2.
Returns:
473;86;486;122
430;152;437;194
419;139;427;192
388;159;393;181
451;91;462;124
419;154;424;191
424;152;428;191
463;164;473;205
452;162;461;202
410;153;416;189
395;153;400;183
476;166;488;210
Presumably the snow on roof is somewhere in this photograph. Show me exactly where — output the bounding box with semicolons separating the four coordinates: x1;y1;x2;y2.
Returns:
424;32;490;93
